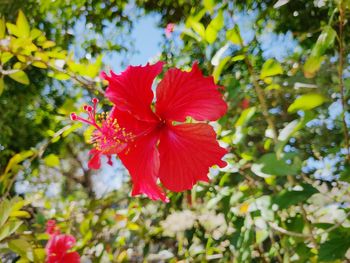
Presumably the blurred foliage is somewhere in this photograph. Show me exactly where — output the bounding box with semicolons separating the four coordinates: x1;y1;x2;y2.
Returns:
1;0;350;262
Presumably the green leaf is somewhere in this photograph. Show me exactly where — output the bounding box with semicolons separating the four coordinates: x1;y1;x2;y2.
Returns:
0;220;23;241
288;93;326;113
16;10;30;38
272;183;318;209
235;107;256;127
191;21;205;39
319;229;350;261
6;23;21;37
232;54;245;61
42;40;55;49
213;56;231;83
205;26;218;44
0;17;5;39
0;76;4;96
253;153;301;177
33;248;46;262
2;150;34;177
8;239;33;260
209;10;224;30
0;199;11;227
303;55;324;78
226;25;242;45
311;26;336;57
260;59;283;79
8;70;30;85
203;0;215;12
48;72;70;80
44;154;60;167
30;28;42;39
1;52;14;64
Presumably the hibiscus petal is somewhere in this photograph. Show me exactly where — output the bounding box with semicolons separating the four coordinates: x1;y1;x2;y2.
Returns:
102;62;164;122
88;149;102;170
155;62;227;122
61;252;80;263
118;132;169;202
158;123;227;192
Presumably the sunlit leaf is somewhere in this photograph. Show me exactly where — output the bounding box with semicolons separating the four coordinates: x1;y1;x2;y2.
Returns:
260;59;283;79
213;56;231;83
1;52;13;64
303;55;324;78
6;23;21;37
44;154;60;167
0;17;5;39
8;70;29;85
205;26;218;44
42;40;56;49
226;25;242;45
0;77;4;96
288;93;326;113
235;107;256;127
311;26;336;57
16;10;30;38
191;21;206;39
203;0;215;12
32;61;47;68
0;220;22;241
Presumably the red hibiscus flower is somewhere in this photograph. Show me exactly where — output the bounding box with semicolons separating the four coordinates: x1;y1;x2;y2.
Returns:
72;62;227;202
45;220;80;263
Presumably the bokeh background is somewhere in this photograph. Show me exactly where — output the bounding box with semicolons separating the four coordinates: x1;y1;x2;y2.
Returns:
1;0;350;262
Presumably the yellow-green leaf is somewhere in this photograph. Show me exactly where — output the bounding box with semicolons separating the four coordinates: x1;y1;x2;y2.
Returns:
0;17;5;39
203;0;215;12
8;70;29;85
311;26;336;57
213;56;231;83
205;26;218;44
30;28;42;39
260;59;283;79
191;21;205;39
226;25;242;45
0;77;4;96
48;72;70;80
42;40;55;49
16;10;30;38
235;107;256;127
6;23;21;37
288;93;326;113
32;61;47;69
10;210;31;218
3;150;34;176
44;154;60;167
303;55;324;78
1;52;13;64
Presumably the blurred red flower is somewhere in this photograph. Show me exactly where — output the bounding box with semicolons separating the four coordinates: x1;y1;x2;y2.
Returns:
45;220;80;263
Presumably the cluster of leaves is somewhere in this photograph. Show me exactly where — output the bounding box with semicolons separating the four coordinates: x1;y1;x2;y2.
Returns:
1;0;350;262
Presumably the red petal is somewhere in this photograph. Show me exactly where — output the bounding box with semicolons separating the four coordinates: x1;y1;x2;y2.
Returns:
88;149;102;170
155;62;227;122
110;106;158;136
103;62;163;122
118;132;169;202
158;123;227;192
61;252;80;263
